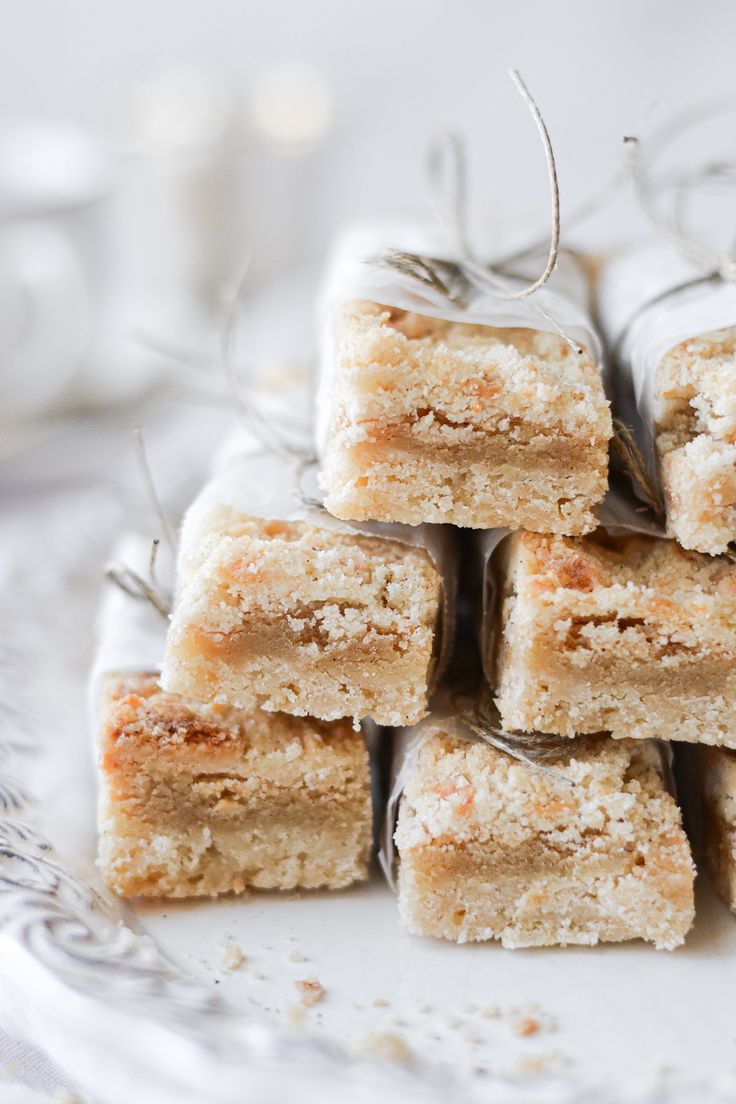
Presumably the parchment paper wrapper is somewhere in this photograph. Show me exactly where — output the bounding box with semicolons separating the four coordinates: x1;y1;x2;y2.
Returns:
316;222;604;457
89;532;172;744
378;698;468;890
176;430;459;694
598;241;736;494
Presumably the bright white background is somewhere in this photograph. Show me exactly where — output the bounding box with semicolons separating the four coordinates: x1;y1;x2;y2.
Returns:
2;0;735;264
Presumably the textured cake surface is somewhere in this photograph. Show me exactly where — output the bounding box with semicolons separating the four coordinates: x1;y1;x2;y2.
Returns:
321;300;612;532
395;730;694;948
701;746;736;911
162;502;442;726
97;674;372;898
494;529;736;745
656;327;736;555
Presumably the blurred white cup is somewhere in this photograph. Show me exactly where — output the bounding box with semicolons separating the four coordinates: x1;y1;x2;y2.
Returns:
0;121;113;422
0;222;88;421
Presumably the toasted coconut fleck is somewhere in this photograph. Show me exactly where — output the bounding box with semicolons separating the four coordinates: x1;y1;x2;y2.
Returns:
360;1031;413;1065
295;978;325;1006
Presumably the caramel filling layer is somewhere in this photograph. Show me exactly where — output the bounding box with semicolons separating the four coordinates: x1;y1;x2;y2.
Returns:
345;433;600;472
184;623;419;665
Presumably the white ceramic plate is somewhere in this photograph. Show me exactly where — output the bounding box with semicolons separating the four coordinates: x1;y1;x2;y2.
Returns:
2;410;736;1104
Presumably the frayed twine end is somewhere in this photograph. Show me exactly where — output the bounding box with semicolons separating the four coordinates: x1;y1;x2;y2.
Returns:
611;419;666;526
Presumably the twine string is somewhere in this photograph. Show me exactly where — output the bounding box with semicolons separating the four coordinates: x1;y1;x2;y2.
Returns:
624;96;736;283
452;690;579;787
148;536;161;589
493;168;628;272
428;72;561;300
132;426;176;555
105;554;171;619
105;430;175;616
504;69;560;299
428;130;470;260
218;256;333;514
373;69;584;355
615;104;736;533
610;419;666;525
219;255;306;459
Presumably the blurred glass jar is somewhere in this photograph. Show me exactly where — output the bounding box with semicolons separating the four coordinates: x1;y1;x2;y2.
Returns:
95;64;334;307
95;68;240;323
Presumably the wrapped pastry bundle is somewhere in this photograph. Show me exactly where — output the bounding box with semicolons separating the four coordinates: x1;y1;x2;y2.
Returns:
387;704;695;949
599;243;736;555
385;488;730;945
161;435;455;727
489;528;736;747
317;224;612;533
94;535;373;898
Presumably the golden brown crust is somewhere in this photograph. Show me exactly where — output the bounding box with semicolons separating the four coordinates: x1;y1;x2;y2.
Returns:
102;674;358;762
514;529;736;595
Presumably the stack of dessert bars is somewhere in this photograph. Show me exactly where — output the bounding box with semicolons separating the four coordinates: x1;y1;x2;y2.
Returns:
96;242;736;951
96;443;446;898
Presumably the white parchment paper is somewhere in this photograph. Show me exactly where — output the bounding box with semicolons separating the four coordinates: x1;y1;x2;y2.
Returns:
598;241;736;486
88;532;172;746
379;701;468;889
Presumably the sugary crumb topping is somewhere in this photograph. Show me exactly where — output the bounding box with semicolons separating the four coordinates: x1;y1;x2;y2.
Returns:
333;300;612;442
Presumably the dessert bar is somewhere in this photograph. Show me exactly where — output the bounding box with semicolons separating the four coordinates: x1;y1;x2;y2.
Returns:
98;672;373;897
394;719;694;948
599;244;736;555
162;447;448;726
318;228;611;531
655;328;736;554
493;530;736;745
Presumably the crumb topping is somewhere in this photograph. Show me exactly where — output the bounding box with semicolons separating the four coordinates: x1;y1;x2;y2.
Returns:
395;733;677;851
334;300;611;442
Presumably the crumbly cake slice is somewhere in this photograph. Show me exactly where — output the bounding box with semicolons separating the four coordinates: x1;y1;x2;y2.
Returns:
493;529;736;745
395;731;694;948
321;300;612;532
97;674;372;898
161;503;442;727
700;746;736;911
656;327;736;554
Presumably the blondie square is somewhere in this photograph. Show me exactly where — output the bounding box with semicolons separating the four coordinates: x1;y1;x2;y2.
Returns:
656;328;736;554
395;729;694;948
319;300;611;532
493;530;736;745
161;501;443;727
97;673;372;898
700;746;736;911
